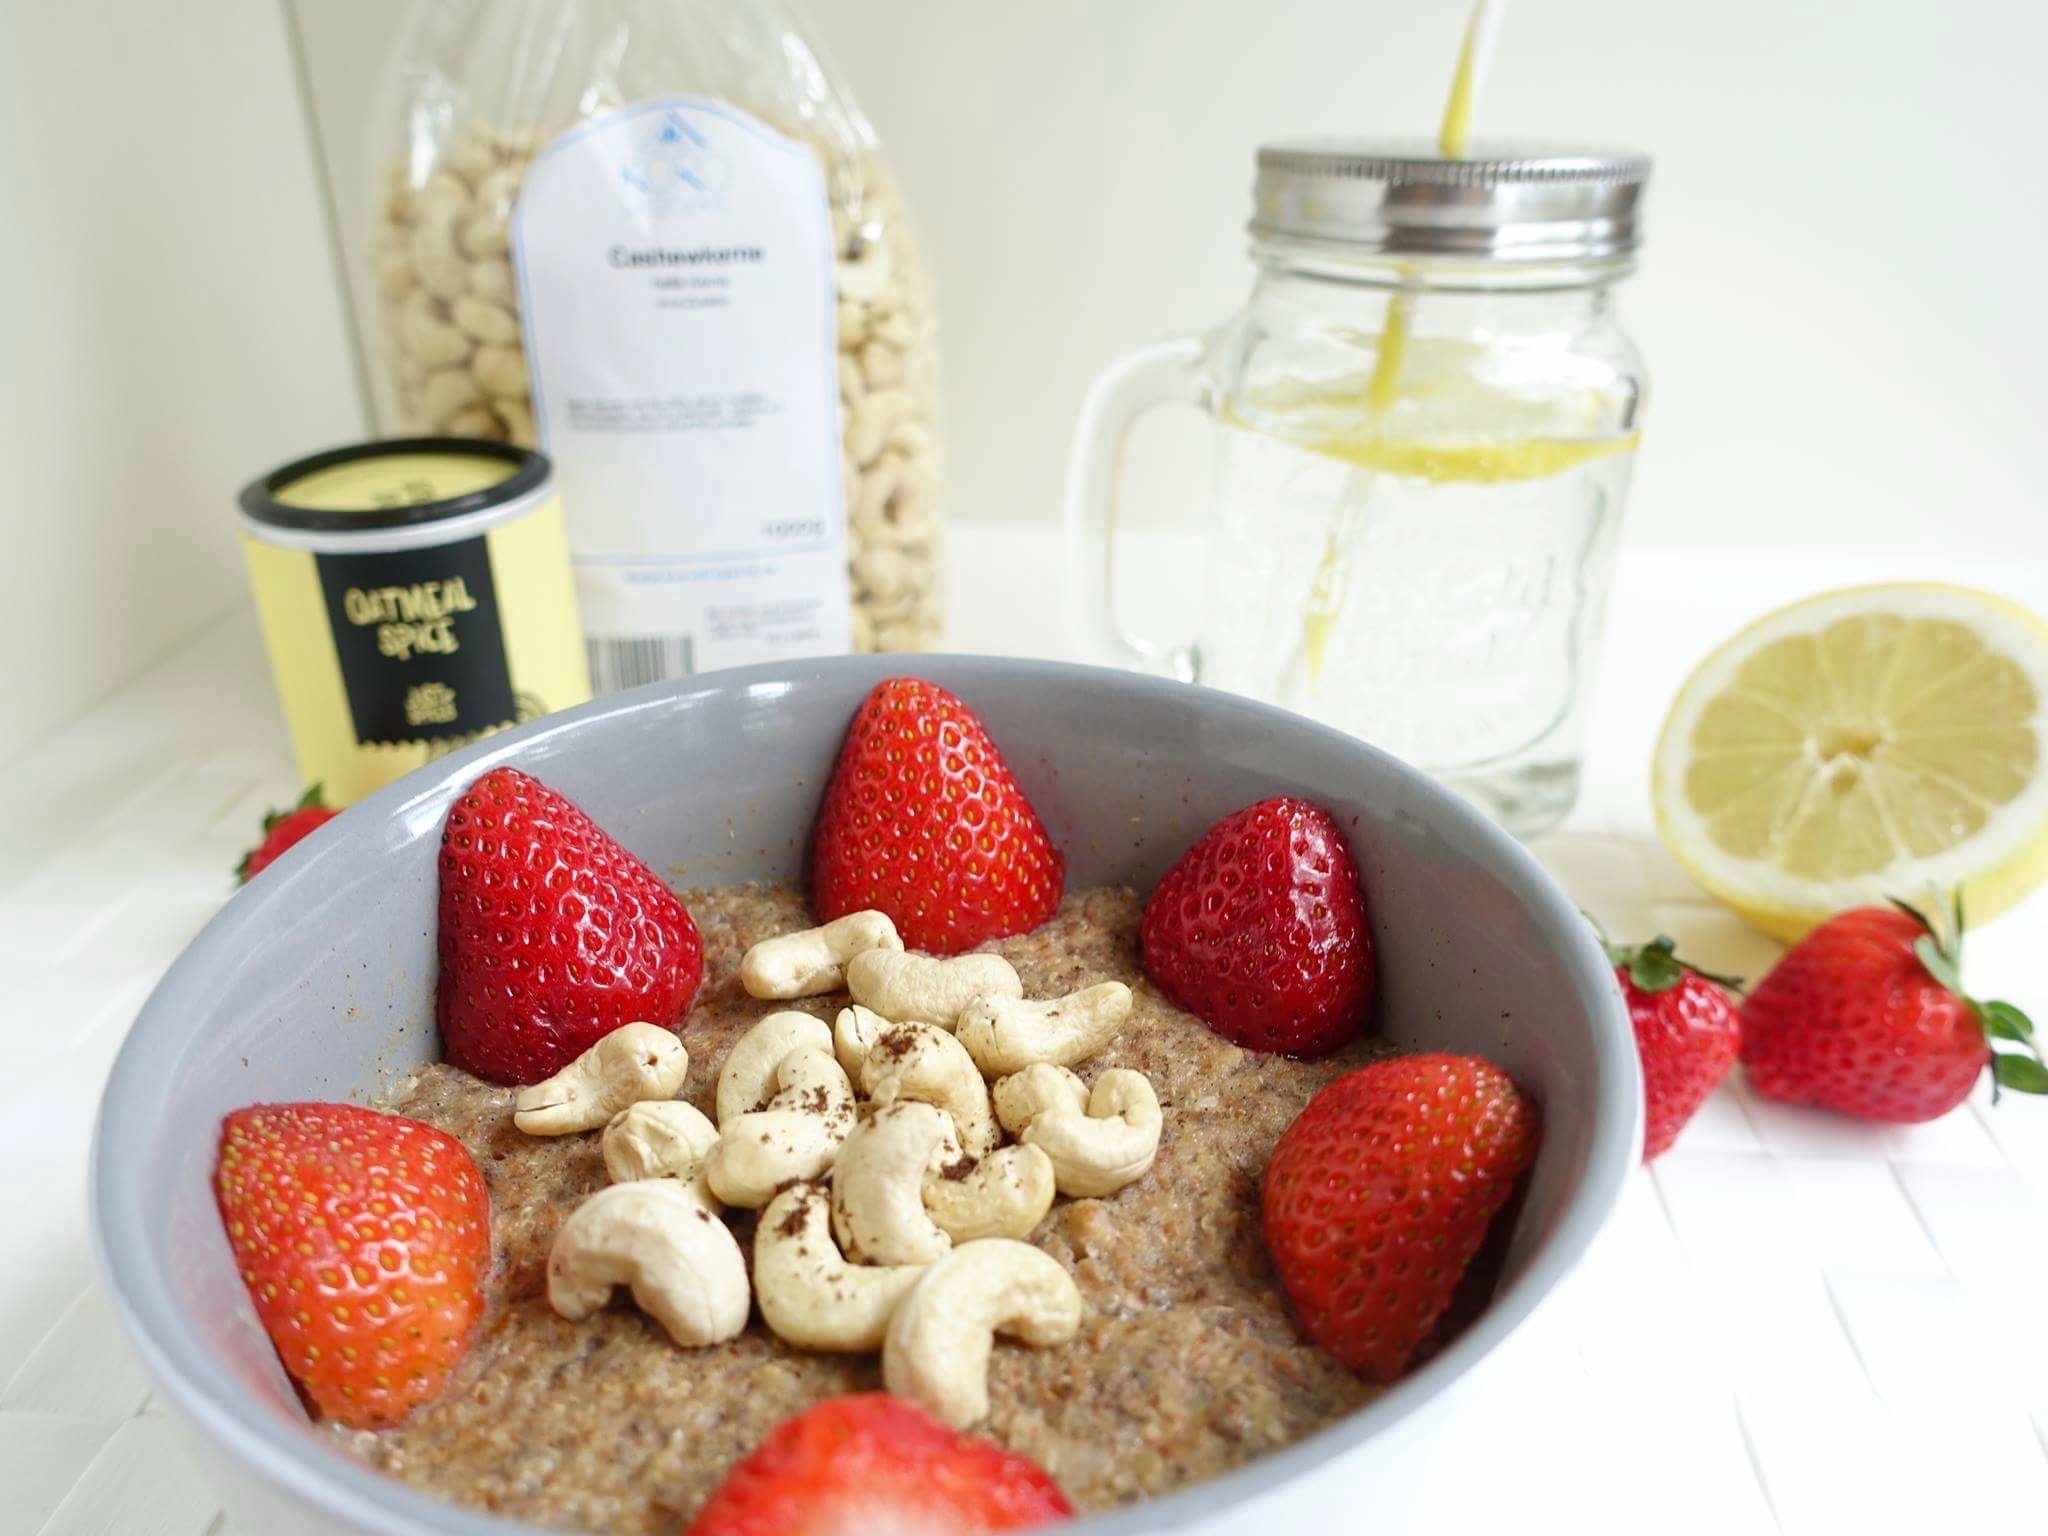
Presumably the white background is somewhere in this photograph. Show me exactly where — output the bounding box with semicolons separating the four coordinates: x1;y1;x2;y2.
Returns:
8;0;2047;766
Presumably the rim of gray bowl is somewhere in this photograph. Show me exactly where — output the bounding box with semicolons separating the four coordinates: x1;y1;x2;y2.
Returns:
90;654;1640;1535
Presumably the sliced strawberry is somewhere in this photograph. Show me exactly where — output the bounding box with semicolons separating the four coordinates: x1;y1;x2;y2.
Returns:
810;678;1065;954
1262;1054;1538;1383
684;1393;1071;1535
237;784;338;883
437;766;703;1085
1141;796;1372;1056
214;1102;490;1429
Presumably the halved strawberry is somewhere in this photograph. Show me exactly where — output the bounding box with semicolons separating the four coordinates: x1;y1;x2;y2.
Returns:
437;766;703;1085
810;678;1065;954
1141;796;1373;1056
1262;1054;1538;1383
214;1102;490;1429
684;1393;1071;1535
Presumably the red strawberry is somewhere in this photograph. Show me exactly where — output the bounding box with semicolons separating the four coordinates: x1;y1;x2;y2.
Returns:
237;784;338;883
1605;934;1742;1161
1261;1054;1538;1383
1141;797;1373;1056
437;766;703;1085
1741;899;2043;1123
810;678;1065;954
214;1102;490;1429
683;1393;1072;1535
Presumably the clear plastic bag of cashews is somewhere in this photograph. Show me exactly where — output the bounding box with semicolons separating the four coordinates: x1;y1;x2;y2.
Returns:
362;0;944;683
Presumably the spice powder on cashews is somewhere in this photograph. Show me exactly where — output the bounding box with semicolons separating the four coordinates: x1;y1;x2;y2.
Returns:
336;883;1386;1532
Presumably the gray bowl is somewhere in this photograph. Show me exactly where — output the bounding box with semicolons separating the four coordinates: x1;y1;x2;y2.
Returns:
90;655;1638;1535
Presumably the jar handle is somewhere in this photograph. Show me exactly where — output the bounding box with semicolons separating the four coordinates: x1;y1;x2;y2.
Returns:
1062;336;1209;675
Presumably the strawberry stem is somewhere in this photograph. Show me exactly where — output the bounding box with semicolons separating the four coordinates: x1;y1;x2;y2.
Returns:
1594;927;1742;995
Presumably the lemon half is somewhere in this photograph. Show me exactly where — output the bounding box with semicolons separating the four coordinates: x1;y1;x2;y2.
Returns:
1652;583;2048;941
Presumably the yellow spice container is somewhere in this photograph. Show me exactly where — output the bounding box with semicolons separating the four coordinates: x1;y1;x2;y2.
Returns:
239;437;590;804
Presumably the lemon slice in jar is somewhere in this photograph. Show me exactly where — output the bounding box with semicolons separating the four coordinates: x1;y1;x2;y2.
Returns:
1652;584;2048;941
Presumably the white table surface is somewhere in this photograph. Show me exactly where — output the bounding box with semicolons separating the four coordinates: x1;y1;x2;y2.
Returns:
5;527;2047;1536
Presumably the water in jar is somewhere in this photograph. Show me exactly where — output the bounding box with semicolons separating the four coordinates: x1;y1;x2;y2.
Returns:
1198;332;1640;837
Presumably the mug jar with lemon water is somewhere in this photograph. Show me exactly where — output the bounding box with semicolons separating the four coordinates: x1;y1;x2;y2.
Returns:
1068;142;1651;837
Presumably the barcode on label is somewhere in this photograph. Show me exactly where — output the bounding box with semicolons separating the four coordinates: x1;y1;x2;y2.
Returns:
585;634;695;696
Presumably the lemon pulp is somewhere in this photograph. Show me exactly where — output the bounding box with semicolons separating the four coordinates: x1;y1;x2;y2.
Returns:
1653;584;2048;940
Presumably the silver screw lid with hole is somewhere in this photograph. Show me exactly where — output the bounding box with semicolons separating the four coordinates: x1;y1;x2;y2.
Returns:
1251;139;1651;263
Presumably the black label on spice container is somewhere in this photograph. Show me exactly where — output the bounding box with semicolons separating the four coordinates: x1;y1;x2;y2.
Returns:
315;537;517;748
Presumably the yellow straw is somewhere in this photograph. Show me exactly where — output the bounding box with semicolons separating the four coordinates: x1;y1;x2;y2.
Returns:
1291;0;1507;692
1438;0;1505;159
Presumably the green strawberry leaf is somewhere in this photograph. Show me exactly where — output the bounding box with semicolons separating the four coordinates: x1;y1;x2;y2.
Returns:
1912;934;1965;996
1591;919;1743;995
1982;1000;2036;1044
1991;1052;2048;1095
1626;936;1685;994
1887;894;1937;935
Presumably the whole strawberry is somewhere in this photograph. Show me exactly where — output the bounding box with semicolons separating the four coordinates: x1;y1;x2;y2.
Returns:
1141;797;1373;1056
438;766;703;1085
215;1102;490;1429
684;1392;1071;1535
1262;1053;1538;1383
810;678;1065;954
236;784;338;883
1742;898;2043;1122
1606;933;1742;1161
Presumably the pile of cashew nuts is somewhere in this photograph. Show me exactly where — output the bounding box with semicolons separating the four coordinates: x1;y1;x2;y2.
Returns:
371;117;943;653
517;910;1162;1429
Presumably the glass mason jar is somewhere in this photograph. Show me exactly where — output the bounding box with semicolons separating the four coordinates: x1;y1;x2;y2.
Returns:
1067;142;1651;837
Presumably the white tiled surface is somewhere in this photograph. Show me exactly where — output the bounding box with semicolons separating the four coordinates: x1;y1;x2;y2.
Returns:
4;532;2045;1536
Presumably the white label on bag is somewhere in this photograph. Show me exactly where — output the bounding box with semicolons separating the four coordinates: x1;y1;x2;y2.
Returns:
512;96;848;686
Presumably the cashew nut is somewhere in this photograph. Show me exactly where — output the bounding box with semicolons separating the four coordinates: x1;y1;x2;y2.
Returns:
495;397;535;446
861;1021;999;1157
468;259;516;305
753;1183;925;1352
956;983;1133;1077
397;289;472;369
715;1011;832;1126
602;1100;720;1212
846;950;1022;1028
853;546;911;603
834;1004;889;1077
546;1180;749;1347
881;1240;1084;1428
1003;1068;1162;1198
992;1064;1088;1134
860;339;905;390
705;1046;856;1208
922;1144;1056;1243
418;366;480;427
452;294;520;345
513;1023;686;1135
831;1101;958;1265
459;213;509;260
741;910;903;999
410;201;470;301
847;387;916;466
445;407;505;441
